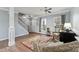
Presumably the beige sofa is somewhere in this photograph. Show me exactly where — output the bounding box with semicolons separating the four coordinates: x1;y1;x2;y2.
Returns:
33;41;79;52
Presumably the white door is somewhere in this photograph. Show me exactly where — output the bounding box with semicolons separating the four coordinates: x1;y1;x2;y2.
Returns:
40;18;47;34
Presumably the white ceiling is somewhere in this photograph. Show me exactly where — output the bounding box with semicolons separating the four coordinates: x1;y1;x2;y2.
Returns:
0;7;72;16
14;7;72;16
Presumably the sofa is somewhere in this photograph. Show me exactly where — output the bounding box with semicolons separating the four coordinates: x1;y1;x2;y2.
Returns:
59;32;77;43
34;41;79;52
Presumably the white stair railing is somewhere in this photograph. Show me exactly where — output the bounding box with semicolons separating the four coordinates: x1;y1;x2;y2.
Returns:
18;16;29;32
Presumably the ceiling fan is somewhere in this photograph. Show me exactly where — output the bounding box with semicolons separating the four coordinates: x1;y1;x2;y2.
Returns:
44;7;52;13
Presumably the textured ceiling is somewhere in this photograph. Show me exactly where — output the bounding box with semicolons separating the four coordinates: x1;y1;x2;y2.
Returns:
14;7;72;16
0;7;72;16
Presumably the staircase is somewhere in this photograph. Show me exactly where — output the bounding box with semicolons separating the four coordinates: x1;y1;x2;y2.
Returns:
18;13;39;34
18;13;29;34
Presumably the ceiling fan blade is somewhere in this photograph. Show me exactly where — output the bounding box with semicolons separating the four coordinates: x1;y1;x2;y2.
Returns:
45;7;47;9
48;11;51;13
48;8;52;10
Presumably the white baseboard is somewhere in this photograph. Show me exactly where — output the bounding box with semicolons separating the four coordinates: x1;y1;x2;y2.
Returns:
0;33;29;41
0;37;8;41
15;33;28;37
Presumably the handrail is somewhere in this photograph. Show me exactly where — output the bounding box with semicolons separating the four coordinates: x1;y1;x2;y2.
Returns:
18;16;29;31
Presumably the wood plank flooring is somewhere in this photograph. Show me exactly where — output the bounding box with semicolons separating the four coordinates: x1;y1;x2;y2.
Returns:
0;33;40;52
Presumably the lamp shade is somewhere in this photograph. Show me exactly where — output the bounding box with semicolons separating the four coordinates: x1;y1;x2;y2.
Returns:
64;23;71;29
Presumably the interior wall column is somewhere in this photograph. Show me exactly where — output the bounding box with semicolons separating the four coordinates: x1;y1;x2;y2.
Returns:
8;7;15;46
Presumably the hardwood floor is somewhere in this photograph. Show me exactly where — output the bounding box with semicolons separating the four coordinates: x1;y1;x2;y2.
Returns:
0;33;40;52
0;39;8;49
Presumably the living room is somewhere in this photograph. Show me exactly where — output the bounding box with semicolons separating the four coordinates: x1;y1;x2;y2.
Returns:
0;7;79;52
